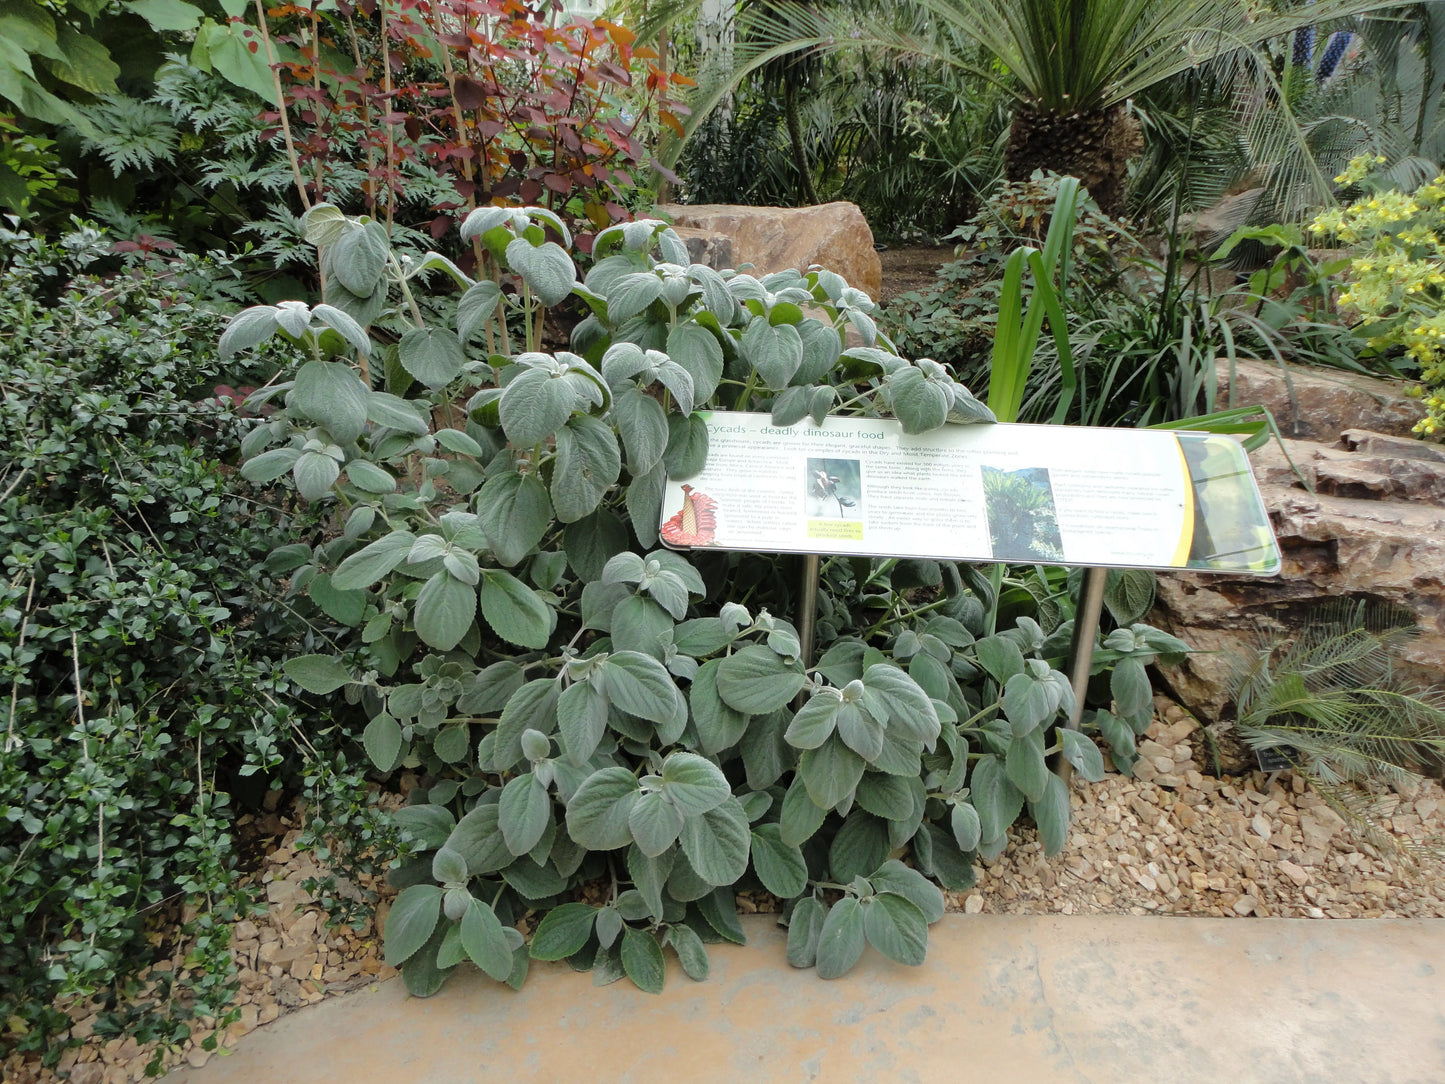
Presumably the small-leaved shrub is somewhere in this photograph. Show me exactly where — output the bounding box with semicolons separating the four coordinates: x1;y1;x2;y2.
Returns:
222;204;1186;995
0;226;365;1063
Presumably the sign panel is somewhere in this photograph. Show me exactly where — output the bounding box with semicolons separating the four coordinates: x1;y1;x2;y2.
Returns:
658;412;1280;574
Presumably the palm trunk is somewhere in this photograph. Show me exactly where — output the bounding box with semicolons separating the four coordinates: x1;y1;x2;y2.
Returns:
1004;101;1141;218
783;79;821;206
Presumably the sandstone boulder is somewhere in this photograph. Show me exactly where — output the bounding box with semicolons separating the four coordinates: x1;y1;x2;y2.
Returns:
1151;362;1443;733
668;225;732;272
659;201;883;299
1221;357;1425;440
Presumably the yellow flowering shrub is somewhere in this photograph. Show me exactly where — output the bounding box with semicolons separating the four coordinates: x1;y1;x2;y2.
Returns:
1311;155;1445;438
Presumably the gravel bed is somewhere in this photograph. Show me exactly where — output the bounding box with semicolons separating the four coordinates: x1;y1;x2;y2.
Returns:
11;704;1444;1082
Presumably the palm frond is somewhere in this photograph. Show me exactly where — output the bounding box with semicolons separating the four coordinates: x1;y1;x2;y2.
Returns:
1303;772;1445;868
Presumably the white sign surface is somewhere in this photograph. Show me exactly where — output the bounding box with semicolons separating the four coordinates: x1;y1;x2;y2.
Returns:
658;412;1279;574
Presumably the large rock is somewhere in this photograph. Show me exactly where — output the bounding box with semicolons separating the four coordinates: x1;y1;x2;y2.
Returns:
1150;362;1443;733
658;201;883;299
1221;357;1425;440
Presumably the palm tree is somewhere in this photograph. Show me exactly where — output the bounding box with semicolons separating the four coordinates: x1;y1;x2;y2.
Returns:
653;0;1407;217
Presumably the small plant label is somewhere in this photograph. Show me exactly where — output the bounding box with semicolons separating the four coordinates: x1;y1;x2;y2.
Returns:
660;411;1280;574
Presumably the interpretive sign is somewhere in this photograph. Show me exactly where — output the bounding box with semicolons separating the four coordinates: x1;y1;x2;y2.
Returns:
658;411;1280;575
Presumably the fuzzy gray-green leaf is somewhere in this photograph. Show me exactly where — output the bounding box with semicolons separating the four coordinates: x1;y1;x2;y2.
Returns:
815;897;866;979
477;471;552;567
398;327;465;389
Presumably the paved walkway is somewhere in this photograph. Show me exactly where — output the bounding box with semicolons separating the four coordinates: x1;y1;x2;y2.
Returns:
167;915;1445;1083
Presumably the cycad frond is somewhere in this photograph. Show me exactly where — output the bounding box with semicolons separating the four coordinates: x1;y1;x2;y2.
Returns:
1234;601;1445;787
1304;773;1445;868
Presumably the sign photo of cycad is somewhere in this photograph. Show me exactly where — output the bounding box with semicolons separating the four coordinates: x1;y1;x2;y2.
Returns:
981;465;1065;563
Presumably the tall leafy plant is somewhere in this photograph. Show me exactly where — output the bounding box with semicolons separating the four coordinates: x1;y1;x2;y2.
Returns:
255;0;690;242
220;201;1182;994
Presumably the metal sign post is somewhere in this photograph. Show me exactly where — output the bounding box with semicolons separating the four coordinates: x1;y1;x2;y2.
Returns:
797;553;821;670
1059;566;1108;784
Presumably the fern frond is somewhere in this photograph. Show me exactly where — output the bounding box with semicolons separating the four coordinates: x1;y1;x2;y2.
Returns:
152;56;260;136
76;98;180;175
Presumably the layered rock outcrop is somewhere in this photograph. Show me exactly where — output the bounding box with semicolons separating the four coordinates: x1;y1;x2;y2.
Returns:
1150;360;1444;727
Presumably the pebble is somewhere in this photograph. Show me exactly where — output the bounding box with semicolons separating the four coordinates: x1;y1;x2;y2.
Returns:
942;704;1445;927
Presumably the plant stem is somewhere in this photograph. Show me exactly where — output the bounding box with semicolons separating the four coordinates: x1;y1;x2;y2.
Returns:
254;0;310;211
958;697;1005;731
4;577;33;753
735;372;759;411
379;0;396;233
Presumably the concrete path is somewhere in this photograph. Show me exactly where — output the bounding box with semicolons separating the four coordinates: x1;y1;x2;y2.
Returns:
167;915;1445;1084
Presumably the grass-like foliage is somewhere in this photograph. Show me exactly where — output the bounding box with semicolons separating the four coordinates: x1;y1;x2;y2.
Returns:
220;203;1186;996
